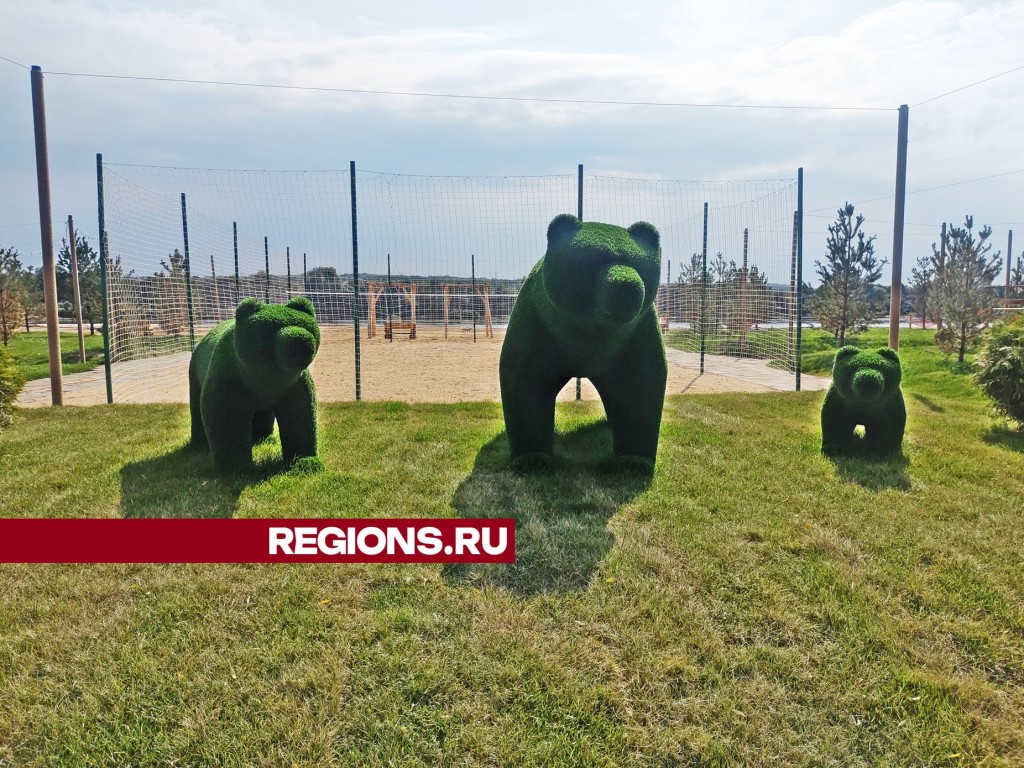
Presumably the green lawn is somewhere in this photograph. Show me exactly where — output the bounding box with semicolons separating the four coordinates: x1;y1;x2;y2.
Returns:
4;329;106;381
0;335;1022;765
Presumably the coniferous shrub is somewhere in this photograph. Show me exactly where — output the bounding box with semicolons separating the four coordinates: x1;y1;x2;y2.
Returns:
975;314;1024;426
0;343;23;430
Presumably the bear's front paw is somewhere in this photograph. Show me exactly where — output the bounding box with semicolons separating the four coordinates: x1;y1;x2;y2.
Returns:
605;454;655;476
510;452;554;474
289;456;325;475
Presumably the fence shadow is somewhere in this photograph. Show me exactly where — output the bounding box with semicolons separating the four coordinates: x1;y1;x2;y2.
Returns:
910;393;945;413
829;452;911;492
120;445;281;518
443;421;651;596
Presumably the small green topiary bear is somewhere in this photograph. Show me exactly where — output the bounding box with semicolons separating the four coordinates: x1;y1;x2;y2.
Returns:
190;296;322;472
821;345;906;457
499;214;667;472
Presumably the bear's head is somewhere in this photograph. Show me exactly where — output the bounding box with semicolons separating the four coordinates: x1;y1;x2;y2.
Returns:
233;296;320;375
831;346;902;405
541;214;661;325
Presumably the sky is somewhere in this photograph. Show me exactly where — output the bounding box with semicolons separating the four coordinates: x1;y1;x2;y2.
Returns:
1;0;1022;285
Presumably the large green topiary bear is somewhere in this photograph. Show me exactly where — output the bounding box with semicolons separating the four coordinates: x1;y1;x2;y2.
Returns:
190;296;321;471
499;214;667;472
821;345;906;457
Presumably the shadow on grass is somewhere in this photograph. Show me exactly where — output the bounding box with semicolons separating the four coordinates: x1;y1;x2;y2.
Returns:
911;393;945;413
443;420;651;596
829;451;911;492
120;444;283;518
981;425;1024;454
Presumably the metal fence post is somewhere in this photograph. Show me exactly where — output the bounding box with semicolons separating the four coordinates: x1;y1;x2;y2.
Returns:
700;201;708;375
796;168;804;392
576;163;584;401
180;193;196;351
96;154;113;403
350;160;361;401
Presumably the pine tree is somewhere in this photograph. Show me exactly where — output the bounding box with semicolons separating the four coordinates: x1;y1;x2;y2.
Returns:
19;266;45;333
808;203;884;345
155;249;189;338
0;247;24;346
57;235;103;334
929;216;1003;363
908;253;935;328
1009;253;1024;300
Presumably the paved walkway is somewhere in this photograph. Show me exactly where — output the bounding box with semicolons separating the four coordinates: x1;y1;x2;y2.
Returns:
664;348;830;392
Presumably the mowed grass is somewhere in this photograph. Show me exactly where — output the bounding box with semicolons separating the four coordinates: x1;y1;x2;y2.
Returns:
5;329;105;381
1;335;1023;765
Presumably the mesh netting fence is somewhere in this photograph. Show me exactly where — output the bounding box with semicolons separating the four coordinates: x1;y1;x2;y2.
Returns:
99;162;801;402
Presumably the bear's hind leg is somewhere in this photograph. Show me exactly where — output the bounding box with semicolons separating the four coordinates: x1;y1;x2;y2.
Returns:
189;368;207;448
252;410;275;445
201;384;257;471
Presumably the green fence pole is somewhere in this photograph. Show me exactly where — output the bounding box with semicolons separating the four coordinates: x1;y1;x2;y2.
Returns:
795;168;804;392
96;153;114;403
180;193;196;351
576;163;583;401
700;201;708;375
350;160;361;401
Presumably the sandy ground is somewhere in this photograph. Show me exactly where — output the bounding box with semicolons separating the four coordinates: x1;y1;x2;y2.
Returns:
18;326;829;408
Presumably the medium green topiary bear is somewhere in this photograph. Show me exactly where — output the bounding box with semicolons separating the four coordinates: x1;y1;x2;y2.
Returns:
190;296;321;471
821;345;906;457
499;214;667;472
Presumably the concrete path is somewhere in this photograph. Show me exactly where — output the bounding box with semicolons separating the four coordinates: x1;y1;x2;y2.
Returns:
664;348;830;392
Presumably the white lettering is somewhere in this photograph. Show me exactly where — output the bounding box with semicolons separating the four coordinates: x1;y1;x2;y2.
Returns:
268;527;294;555
481;526;508;556
455;527;481;555
294;527;318;555
317;527;345;556
357;527;387;555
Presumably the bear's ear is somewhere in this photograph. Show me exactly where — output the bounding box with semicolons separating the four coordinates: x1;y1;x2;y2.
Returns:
835;345;859;359
628;221;660;253
235;297;262;322
547;214;581;248
286;296;316;318
877;347;899;362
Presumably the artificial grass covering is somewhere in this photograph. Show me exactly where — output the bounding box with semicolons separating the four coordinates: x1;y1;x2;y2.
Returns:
821;346;906;457
500;215;667;472
189;297;322;472
1;328;1022;764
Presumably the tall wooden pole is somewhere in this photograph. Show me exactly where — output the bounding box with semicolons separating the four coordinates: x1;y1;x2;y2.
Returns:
31;65;63;405
67;215;86;363
888;104;910;350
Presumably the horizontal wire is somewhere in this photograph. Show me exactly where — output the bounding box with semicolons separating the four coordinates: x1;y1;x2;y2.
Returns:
43;69;896;112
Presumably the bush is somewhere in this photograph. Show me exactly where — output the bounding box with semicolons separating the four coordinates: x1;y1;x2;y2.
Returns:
0;343;24;429
975;314;1024;426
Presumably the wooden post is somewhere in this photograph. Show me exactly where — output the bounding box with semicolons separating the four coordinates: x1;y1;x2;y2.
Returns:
31;65;62;405
67;215;86;363
888;104;910;350
442;284;451;338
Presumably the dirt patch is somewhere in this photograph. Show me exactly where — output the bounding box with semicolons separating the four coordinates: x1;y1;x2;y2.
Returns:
18;326;827;408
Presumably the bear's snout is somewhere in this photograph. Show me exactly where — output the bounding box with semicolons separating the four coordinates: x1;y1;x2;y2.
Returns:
851;369;885;402
597;264;645;323
274;326;318;371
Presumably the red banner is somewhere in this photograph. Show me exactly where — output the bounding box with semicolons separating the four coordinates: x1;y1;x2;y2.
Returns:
0;519;516;564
